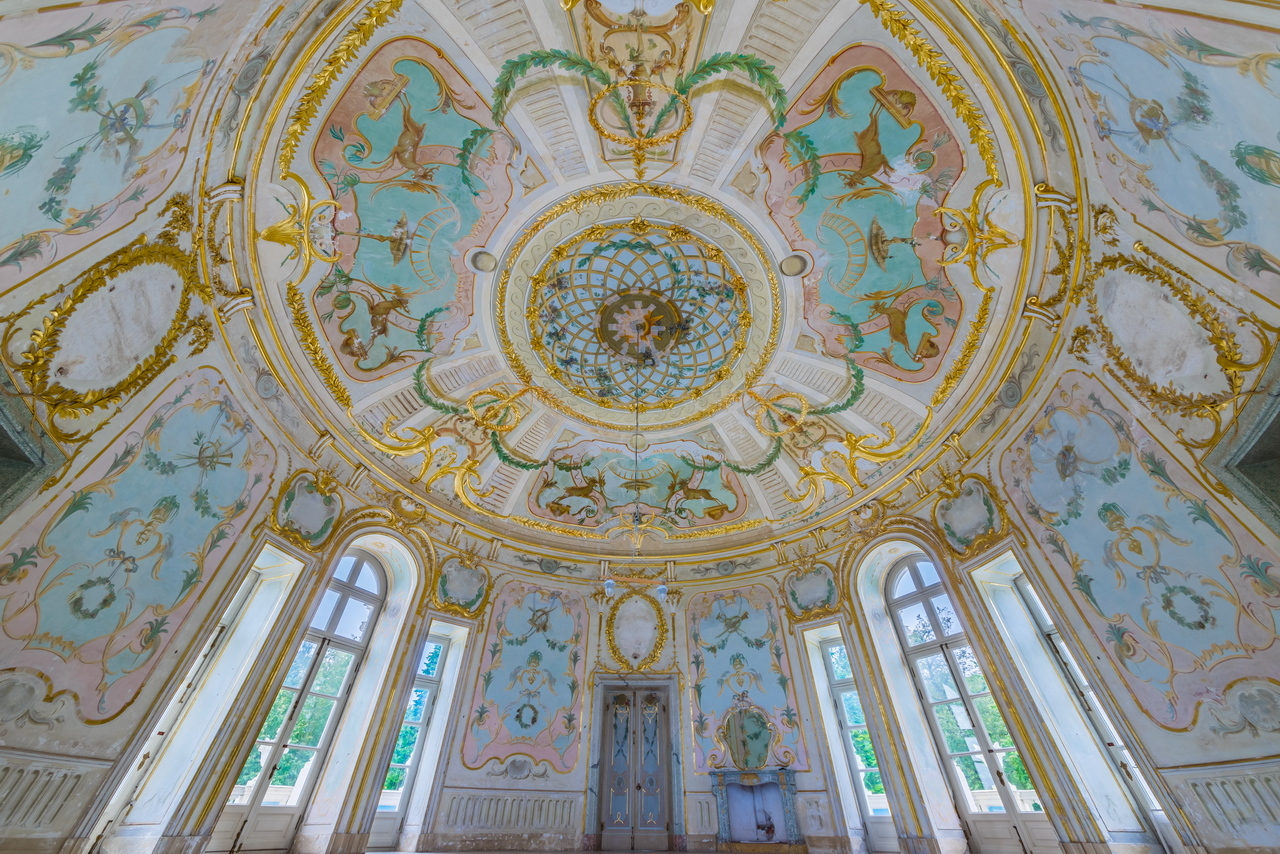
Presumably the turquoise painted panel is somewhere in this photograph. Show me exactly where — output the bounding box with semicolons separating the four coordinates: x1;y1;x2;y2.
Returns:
309;38;513;382
0;5;250;288
762;44;966;386
687;586;809;772
461;581;587;772
1002;373;1280;733
0;368;275;721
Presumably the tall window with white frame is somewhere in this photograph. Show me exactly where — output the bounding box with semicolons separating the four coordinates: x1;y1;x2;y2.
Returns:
378;635;450;813
887;556;1042;817
821;640;891;818
1014;576;1164;816
227;552;385;816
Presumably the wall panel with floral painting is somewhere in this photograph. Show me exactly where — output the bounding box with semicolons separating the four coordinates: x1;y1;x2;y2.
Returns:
686;585;809;772
0;4;260;290
1023;0;1280;289
0;368;275;722
460;580;587;773
1002;372;1280;756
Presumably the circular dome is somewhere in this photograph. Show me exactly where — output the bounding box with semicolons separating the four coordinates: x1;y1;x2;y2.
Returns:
528;221;749;414
498;184;780;431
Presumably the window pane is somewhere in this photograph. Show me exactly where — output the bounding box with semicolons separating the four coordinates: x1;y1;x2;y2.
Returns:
826;644;853;680
934;701;979;753
392;723;420;764
284;640;318;689
915;653;959;701
973;695;1015;749
354;562;380;594
950;645;988;694
310;589;340;630
917;561;940;587
896;601;936;646
418;641;443;677
290;695;336;747
228;744;272;805
860;771;891;815
849;728;878;770
257;688;296;742
999;751;1042;811
311;647;354;695
379;767;406;812
951;755;1002;813
931;595;961;636
334;597;373;642
1022;582;1055;627
334;555;357;582
891;570;917;598
840;689;866;727
262;748;318;806
405;688;430;723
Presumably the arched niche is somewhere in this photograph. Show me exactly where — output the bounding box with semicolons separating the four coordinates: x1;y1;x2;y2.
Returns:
845;537;967;854
296;527;430;846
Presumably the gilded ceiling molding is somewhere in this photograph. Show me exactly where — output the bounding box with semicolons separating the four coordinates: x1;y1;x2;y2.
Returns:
1069;208;1276;458
1;195;212;450
285;282;353;409
859;0;1001;183
277;0;406;178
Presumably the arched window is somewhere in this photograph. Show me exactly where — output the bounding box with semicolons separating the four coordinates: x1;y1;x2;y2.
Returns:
225;552;385;843
886;556;1041;817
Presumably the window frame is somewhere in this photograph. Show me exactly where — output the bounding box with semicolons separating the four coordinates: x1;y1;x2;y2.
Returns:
377;634;451;815
820;638;892;819
886;556;1042;817
227;551;386;812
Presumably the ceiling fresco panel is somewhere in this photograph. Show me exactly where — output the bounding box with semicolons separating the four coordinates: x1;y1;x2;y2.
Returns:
762;44;968;388
1023;0;1280;292
308;37;515;381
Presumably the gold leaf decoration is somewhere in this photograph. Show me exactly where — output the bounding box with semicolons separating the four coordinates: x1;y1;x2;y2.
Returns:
277;0;406;178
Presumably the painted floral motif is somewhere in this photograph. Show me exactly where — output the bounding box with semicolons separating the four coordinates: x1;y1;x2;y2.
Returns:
462;581;586;772
308;38;514;381
761;45;966;385
1030;2;1280;282
528;439;747;532
687;586;808;771
0;369;274;720
0;5;240;285
1002;374;1280;730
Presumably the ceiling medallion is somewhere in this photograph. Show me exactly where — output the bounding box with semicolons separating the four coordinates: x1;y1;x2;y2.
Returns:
498;184;780;431
529;220;749;414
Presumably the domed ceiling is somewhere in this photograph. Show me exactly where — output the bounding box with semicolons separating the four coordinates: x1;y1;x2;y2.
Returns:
240;0;1033;557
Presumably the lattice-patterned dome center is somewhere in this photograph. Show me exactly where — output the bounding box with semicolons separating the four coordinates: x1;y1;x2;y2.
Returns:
499;186;779;431
529;221;749;413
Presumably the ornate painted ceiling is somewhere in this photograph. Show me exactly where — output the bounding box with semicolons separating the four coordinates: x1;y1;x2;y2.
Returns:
236;0;1034;557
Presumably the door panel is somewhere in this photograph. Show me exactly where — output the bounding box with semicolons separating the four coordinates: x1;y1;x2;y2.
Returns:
600;689;670;851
